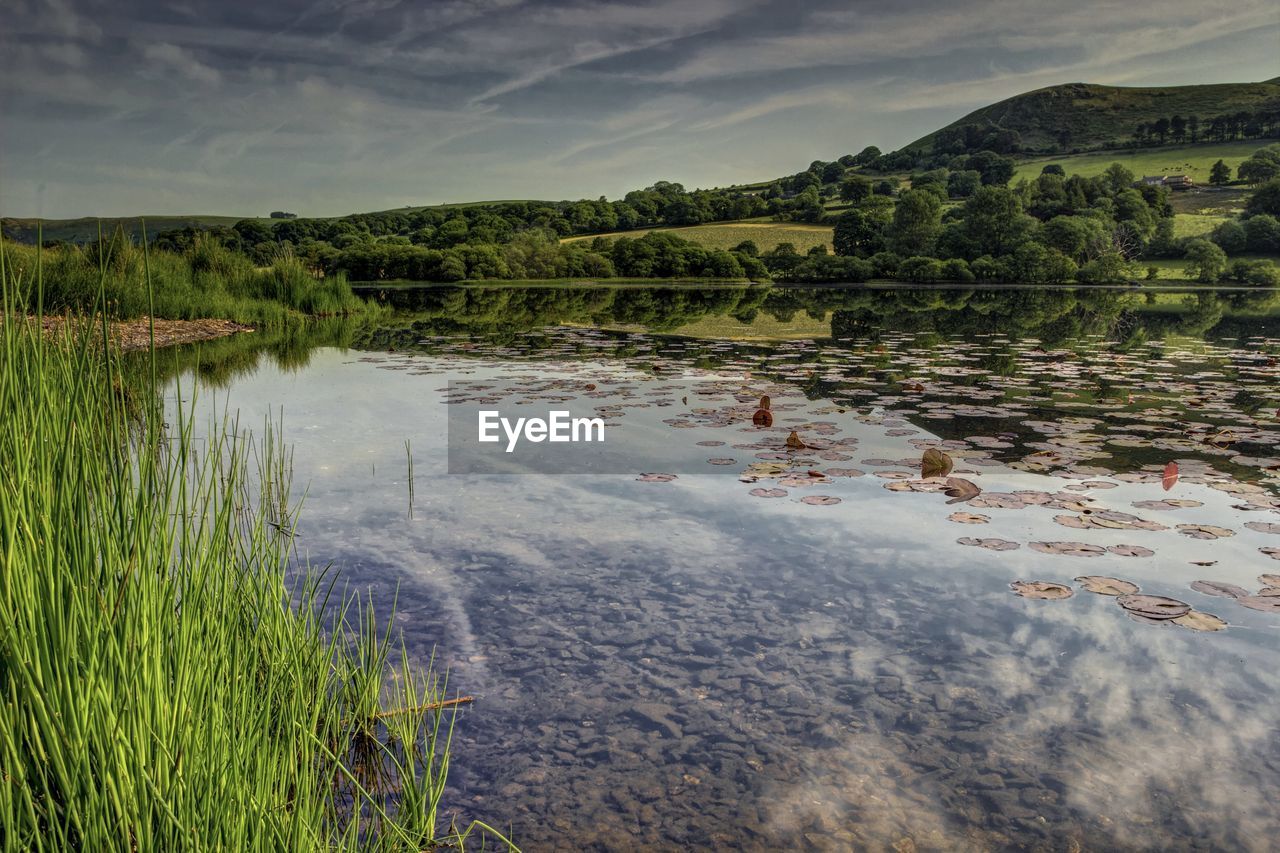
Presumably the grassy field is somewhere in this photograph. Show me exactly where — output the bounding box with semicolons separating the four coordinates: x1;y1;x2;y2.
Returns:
562;220;834;253
1012;140;1263;183
1142;253;1280;280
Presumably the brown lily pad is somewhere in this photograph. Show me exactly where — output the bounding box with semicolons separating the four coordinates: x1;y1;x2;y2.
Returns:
921;449;954;479
1176;524;1235;540
1116;594;1191;620
1075;576;1139;596
752;409;774;427
1029;541;1106;557
800;495;842;506
1260;573;1280;586
637;473;677;482
1190;580;1250;599
749;488;787;498
1244;521;1280;535
1237;596;1280;613
943;477;981;505
957;537;1020;551
1162;461;1179;491
1010;581;1074;600
1172;611;1228;632
785;431;806;449
1107;545;1154;558
948;512;989;524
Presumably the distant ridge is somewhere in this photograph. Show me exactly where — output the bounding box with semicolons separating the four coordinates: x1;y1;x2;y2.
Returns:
904;80;1280;155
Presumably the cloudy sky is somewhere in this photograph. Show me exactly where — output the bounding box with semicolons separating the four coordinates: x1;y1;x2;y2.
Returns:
2;0;1277;219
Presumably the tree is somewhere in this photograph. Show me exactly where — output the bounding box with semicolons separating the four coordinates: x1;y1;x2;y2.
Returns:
873;180;896;196
1041;164;1066;176
888;190;942;256
946;170;981;198
960;186;1035;257
851;146;882;167
966;150;1016;186
1101;163;1136;194
821;161;847;184
1245;179;1280;217
1183;238;1228;283
1210;220;1247;254
1238;156;1280;186
839;175;872;203
1243;214;1280;252
1152;117;1171;144
832;202;891;257
897;256;944;282
1171;115;1186;144
1209;160;1232;186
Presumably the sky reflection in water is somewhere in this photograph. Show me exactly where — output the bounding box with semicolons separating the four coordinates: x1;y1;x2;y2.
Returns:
175;287;1280;851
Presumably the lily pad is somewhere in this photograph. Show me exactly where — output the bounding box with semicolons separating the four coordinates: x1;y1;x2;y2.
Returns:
948;512;990;524
1075;576;1139;595
1237;596;1280;613
1176;524;1235;540
1244;521;1280;535
1116;594;1191;620
1161;461;1179;491
1029;541;1106;557
800;495;842;506
943;477;981;505
921;448;954;479
1189;580;1249;599
1107;545;1154;558
1010;580;1073;600
957;537;1020;551
637;473;677;482
1260;573;1280;586
749;488;787;498
1172;611;1228;632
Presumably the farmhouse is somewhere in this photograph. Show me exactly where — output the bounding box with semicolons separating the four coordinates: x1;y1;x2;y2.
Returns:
1137;174;1195;190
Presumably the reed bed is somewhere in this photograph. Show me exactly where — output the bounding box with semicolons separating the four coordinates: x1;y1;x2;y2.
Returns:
1;229;367;326
0;242;512;850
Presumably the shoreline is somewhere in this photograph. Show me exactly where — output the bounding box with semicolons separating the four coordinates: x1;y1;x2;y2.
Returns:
30;314;254;351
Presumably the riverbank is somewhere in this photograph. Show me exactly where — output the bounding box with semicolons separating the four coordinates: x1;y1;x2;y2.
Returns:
29;313;255;350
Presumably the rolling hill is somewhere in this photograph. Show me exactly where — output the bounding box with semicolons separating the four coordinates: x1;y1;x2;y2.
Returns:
904;79;1280;155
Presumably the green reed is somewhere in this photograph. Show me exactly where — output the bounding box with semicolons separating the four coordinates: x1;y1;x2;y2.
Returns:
0;239;513;850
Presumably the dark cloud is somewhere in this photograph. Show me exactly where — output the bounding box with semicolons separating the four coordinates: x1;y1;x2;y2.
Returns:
1;0;1276;217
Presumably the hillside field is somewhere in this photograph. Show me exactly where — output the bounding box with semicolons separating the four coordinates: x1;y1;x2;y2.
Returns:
562;220;833;253
1011;140;1262;184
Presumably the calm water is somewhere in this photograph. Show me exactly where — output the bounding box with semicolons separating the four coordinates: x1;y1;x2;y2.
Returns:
172;287;1280;851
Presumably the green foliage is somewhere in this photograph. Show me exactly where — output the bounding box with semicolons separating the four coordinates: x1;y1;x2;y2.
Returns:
1237;144;1280;185
1210;159;1232;185
1245;179;1280;218
1183;238;1230;282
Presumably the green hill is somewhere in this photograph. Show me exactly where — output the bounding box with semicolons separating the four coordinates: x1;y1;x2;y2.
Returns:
904;79;1280;156
0;215;269;245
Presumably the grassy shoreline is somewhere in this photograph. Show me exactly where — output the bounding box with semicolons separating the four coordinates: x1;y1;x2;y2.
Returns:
0;250;512;849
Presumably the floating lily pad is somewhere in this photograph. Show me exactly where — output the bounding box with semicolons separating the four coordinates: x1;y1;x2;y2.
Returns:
752;409;773;427
1260;573;1280;586
1161;461;1179;491
1244;521;1280;535
1189;580;1249;599
948;512;989;524
1263;549;1280;562
1172;611;1228;632
957;537;1020;551
749;488;787;498
1010;580;1073;600
1117;594;1191;620
1107;545;1154;558
785;431;806;449
823;467;865;478
800;495;841;506
706;458;736;465
637;473;677;482
1075;576;1139;595
1237;596;1280;613
696;440;726;447
1029;541;1106;557
1176;524;1235;540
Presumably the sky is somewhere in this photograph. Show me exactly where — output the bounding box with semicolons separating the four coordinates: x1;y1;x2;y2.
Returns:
1;0;1277;219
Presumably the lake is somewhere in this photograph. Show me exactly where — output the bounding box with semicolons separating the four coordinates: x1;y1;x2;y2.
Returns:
169;285;1280;851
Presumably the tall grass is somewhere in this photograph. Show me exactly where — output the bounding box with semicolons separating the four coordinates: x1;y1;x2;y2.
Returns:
1;229;368;326
0;244;512;849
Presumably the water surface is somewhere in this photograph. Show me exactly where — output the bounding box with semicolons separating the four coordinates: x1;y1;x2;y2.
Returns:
172;286;1280;851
